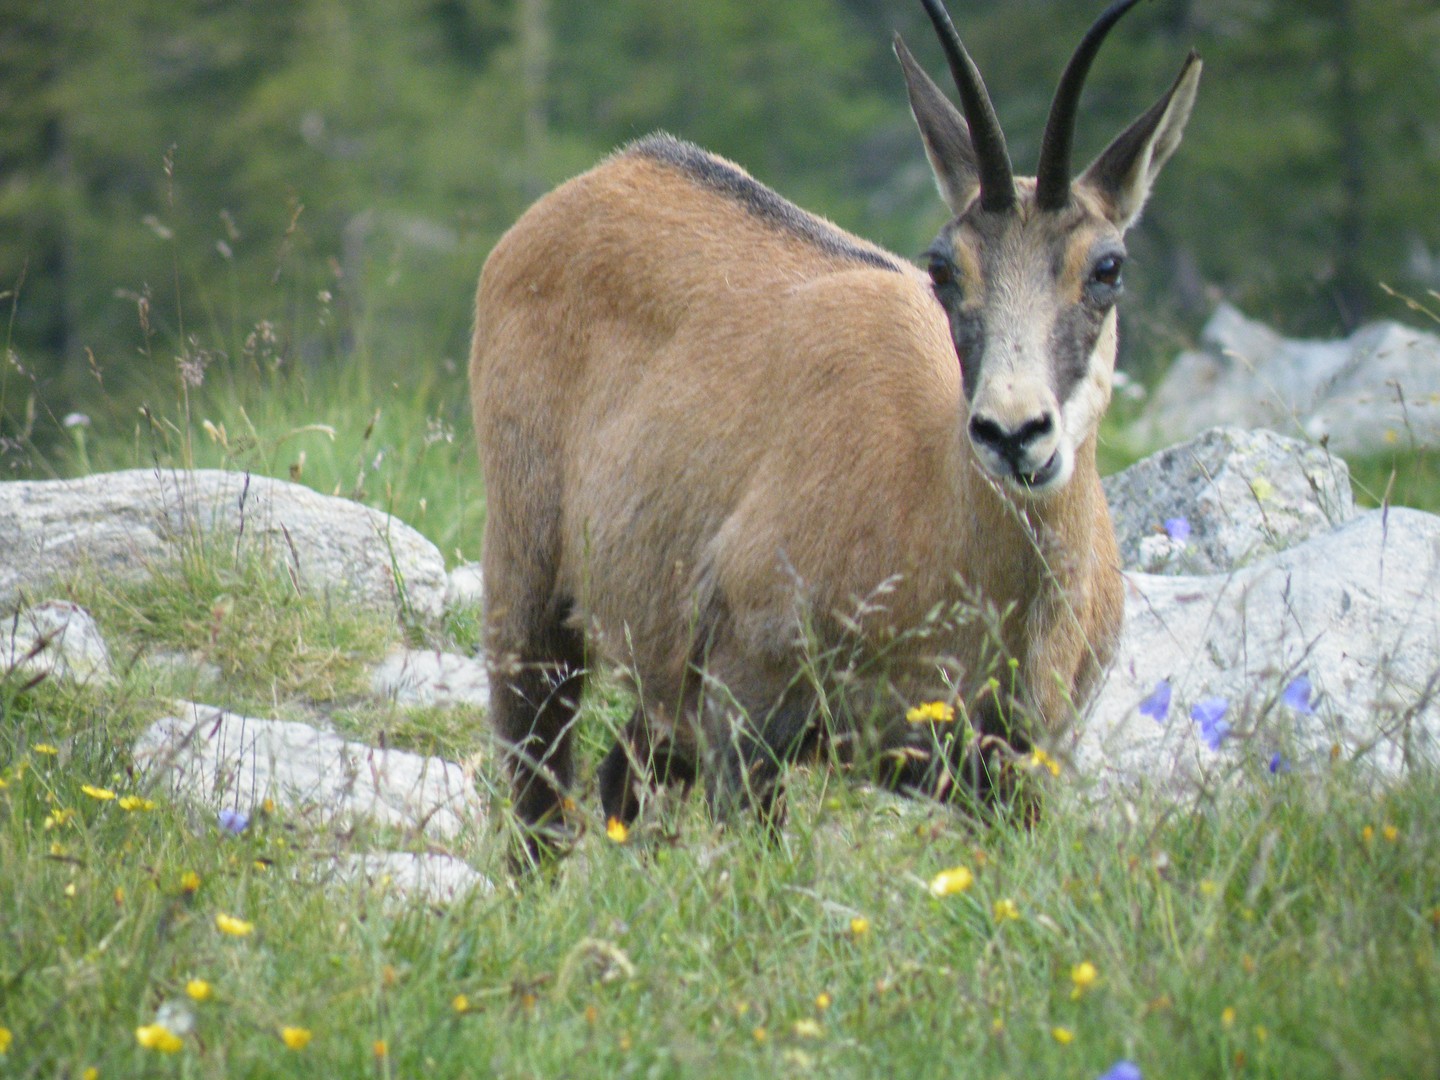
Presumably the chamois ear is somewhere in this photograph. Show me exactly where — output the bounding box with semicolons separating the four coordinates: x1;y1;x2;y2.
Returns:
1078;51;1201;229
895;33;980;214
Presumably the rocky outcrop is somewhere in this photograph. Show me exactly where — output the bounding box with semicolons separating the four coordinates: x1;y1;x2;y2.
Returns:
132;703;485;841
3;600;113;686
1078;508;1440;791
372;648;491;709
1133;303;1440;455
314;852;492;904
1103;426;1355;574
0;469;448;628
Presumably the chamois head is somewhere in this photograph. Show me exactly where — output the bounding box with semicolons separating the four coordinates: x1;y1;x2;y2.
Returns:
896;0;1200;495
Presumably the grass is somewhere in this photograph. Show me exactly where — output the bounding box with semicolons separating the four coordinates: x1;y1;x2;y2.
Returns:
2;215;1438;1079
1346;447;1440;514
67;540;398;715
4;650;1438;1077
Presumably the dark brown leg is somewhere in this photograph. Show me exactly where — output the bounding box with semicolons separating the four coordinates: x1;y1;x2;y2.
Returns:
489;605;586;866
598;707;699;826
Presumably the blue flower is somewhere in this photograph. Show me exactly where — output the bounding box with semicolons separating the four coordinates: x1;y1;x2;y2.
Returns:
1097;1062;1142;1080
1164;517;1191;544
1191;697;1231;751
1282;674;1315;715
1138;680;1171;723
1268;751;1291;775
218;808;250;834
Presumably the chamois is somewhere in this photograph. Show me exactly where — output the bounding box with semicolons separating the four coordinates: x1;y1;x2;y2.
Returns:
471;0;1200;856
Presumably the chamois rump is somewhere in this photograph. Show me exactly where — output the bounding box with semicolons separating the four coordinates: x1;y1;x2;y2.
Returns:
471;0;1200;856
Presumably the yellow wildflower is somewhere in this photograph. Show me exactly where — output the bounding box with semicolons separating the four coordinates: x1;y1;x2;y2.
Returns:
373;1039;389;1059
81;784;116;801
1362;825;1375;845
452;993;471;1014
1051;1026;1074;1045
605;817;629;843
906;700;956;725
1383;823;1399;843
792;1018;822;1038
119;795;157;811
929;866;974;897
214;913;254;937
752;1026;768;1044
280;1026;312;1050
44;807;75;829
186;979;213;1003
179;871;201;893
1221;1006;1236;1029
993;898;1021;922
1028;748;1061;777
815;992;832;1011
82;1069;98;1080
849;916;870;937
0;1026;10;1054
33;743;59;756
135;1023;183;1053
1070;961;1099;999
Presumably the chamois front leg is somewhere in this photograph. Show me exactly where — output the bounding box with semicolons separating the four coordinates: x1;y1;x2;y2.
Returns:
598;705;699;827
875;685;1033;815
486;609;587;865
700;670;815;833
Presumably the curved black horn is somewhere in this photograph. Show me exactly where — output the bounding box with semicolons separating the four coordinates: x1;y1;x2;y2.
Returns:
919;0;1016;212
1035;0;1143;211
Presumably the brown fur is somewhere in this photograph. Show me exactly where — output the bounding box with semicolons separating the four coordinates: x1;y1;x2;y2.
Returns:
471;15;1198;854
472;145;1121;833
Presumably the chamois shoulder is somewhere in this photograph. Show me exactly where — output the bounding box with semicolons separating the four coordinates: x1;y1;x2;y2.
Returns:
621;133;909;276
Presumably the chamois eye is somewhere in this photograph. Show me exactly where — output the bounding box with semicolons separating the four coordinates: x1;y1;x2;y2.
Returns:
1090;254;1124;289
928;255;956;290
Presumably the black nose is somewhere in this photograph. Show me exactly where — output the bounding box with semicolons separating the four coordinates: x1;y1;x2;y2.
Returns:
969;413;1055;466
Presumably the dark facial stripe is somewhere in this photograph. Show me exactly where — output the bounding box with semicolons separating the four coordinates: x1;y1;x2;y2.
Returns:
628;134;905;275
1049;304;1105;403
946;307;985;402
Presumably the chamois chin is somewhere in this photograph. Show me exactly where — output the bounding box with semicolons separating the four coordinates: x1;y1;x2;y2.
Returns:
471;0;1200;860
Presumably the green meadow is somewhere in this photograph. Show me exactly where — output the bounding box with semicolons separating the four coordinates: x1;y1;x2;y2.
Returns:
2;275;1438;1078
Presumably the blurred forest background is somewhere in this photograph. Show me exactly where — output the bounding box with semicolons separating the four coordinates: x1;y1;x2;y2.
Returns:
3;0;1440;467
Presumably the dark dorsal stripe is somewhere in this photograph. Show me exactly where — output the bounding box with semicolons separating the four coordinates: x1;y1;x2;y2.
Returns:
627;133;904;275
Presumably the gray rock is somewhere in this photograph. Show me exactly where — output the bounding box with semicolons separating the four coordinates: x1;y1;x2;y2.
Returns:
445;562;485;612
0;469;447;628
2;600;112;685
133;702;485;839
315;852;492;903
1135;303;1440;455
371;648;490;709
136;651;225;696
1104;427;1356;574
1077;508;1440;792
